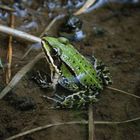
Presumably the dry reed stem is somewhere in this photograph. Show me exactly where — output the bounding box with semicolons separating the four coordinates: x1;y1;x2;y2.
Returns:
0;5;15;12
107;86;140;99
0;25;41;43
74;0;96;15
5;117;140;140
88;104;96;140
0;53;44;99
6;14;15;84
21;14;65;59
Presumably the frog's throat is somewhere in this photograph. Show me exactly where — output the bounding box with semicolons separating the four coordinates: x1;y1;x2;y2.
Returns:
42;41;60;74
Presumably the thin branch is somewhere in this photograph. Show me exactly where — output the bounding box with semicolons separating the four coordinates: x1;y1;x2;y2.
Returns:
0;25;41;43
5;117;140;140
21;14;65;59
40;14;65;37
94;117;140;125
0;5;15;12
6;121;88;140
88;104;96;140
6;14;15;84
74;0;96;15
107;86;140;99
0;53;44;99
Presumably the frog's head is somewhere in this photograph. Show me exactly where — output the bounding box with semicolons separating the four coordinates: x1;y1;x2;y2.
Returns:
42;36;70;58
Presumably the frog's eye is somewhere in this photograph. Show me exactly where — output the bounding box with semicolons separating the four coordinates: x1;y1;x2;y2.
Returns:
51;48;58;56
52;48;62;56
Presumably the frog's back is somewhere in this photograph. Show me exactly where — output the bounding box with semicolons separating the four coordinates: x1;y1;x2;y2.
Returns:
62;44;102;89
46;37;102;90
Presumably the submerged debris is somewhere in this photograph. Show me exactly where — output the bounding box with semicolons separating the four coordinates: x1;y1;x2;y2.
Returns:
92;26;106;37
59;15;85;41
4;92;36;111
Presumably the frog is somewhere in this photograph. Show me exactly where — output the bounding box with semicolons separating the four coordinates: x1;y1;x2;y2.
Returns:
35;36;111;108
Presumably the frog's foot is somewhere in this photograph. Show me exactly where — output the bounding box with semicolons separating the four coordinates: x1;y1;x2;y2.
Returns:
32;71;53;89
91;56;112;86
42;95;62;104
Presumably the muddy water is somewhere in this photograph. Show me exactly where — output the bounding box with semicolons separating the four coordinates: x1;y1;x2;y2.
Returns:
0;1;140;140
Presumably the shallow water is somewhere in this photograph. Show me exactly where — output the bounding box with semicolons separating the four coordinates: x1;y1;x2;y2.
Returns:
0;1;140;140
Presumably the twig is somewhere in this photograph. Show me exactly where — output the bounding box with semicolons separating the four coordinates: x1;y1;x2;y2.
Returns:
6;14;15;84
0;25;41;43
95;117;140;125
0;53;44;99
21;14;65;59
0;5;15;12
40;14;65;37
88;104;95;140
5;120;88;140
5;117;140;140
74;0;96;15
107;86;140;99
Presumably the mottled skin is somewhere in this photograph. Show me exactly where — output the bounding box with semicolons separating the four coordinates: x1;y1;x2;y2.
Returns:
40;36;111;108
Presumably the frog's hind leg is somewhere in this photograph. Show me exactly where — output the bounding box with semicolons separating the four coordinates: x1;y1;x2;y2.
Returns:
60;91;98;108
59;91;85;108
91;56;112;86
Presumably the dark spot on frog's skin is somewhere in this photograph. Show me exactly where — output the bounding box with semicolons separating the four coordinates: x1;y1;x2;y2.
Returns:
73;95;80;100
77;67;81;70
84;79;87;83
96;76;99;79
72;61;75;63
84;65;87;67
105;77;110;81
90;78;93;82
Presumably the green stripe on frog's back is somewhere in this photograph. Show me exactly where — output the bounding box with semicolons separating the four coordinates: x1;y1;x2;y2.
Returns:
46;37;102;89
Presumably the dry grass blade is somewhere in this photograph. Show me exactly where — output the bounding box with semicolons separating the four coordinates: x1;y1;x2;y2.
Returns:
88;104;95;140
5;117;140;140
0;5;15;12
0;53;44;99
0;25;41;43
6;121;88;140
22;14;65;59
74;0;96;15
107;86;140;99
94;117;140;125
40;14;65;37
6;14;15;84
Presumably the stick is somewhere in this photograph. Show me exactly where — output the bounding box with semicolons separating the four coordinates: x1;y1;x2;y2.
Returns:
0;53;44;99
74;0;96;15
88;104;96;140
95;117;140;125
6;121;88;140
40;14;65;37
0;5;15;12
0;25;41;43
21;14;65;59
107;86;140;99
5;117;140;140
6;14;15;84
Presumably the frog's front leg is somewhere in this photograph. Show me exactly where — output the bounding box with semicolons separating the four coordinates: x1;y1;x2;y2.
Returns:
32;70;60;90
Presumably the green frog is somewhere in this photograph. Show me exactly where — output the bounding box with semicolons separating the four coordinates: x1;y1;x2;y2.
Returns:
37;36;111;108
